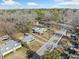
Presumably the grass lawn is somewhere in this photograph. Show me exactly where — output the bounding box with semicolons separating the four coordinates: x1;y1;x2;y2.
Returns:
28;40;43;52
4;27;60;59
4;47;27;59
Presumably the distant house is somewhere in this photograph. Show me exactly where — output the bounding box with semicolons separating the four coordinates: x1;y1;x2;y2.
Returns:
22;33;34;44
32;27;47;35
32;53;40;59
68;47;76;54
61;53;69;59
0;40;22;56
71;33;78;41
72;43;78;49
0;35;9;41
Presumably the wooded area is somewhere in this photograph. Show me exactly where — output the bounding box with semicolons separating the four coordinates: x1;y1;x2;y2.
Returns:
0;9;79;39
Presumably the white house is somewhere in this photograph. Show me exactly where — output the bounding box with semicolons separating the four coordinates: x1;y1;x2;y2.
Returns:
32;27;47;34
0;35;9;41
0;40;22;56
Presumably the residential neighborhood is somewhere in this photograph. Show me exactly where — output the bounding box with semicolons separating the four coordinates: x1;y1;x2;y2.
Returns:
0;0;79;59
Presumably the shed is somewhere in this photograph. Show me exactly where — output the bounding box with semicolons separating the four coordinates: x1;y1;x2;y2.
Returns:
32;53;40;59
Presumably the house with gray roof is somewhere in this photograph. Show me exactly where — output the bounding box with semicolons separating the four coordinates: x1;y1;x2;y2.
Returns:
0;40;22;56
23;33;35;44
0;35;9;41
32;27;47;34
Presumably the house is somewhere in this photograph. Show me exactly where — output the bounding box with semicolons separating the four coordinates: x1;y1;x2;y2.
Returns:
0;40;22;56
72;43;78;49
0;35;9;41
22;33;34;44
68;47;76;54
71;33;78;41
32;27;47;35
32;53;40;59
61;53;69;59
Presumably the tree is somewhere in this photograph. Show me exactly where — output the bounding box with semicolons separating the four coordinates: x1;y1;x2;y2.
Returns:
35;10;45;21
51;50;61;59
41;49;61;59
51;9;61;22
0;20;17;38
15;21;33;33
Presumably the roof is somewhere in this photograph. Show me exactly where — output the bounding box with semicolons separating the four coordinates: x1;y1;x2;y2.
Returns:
0;40;21;54
71;34;76;36
32;27;47;33
0;35;9;40
23;33;34;43
32;53;40;59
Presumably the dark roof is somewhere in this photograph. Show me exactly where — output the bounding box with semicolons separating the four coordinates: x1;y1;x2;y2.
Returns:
32;53;40;59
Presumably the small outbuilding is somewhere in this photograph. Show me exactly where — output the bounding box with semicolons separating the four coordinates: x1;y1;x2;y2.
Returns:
23;33;35;44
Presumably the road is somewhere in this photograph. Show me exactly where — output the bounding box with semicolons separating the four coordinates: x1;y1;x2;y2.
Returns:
36;29;67;56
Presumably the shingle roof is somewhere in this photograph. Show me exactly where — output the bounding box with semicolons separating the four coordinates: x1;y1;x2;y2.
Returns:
0;40;21;54
23;33;34;42
0;35;9;40
32;27;47;33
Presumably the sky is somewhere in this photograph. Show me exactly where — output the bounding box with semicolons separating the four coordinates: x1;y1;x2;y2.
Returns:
0;0;79;9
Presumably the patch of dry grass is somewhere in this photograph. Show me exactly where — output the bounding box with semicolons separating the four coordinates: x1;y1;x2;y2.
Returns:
4;47;27;59
28;40;43;52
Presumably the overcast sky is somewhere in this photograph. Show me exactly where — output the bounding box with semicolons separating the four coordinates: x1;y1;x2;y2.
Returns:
0;0;79;9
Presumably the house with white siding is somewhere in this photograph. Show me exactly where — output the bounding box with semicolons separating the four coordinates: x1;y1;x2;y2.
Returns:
0;35;9;41
32;27;47;34
0;40;22;56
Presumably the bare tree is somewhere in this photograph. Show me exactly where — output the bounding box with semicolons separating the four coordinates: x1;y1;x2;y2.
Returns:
0;20;16;38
